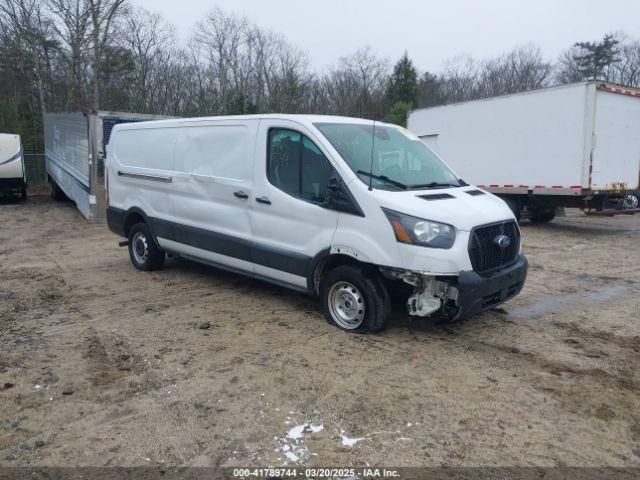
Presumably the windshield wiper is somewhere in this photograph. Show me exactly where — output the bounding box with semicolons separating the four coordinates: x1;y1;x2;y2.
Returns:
356;170;408;190
409;181;461;190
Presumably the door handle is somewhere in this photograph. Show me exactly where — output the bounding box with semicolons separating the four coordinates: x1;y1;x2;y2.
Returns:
233;190;249;199
255;196;271;205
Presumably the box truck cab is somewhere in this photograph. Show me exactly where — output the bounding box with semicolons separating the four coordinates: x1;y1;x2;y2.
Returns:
0;133;26;199
106;115;527;333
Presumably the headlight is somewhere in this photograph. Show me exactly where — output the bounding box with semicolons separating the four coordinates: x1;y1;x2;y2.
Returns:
382;208;455;249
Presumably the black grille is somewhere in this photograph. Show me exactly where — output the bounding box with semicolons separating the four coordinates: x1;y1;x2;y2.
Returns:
469;220;519;275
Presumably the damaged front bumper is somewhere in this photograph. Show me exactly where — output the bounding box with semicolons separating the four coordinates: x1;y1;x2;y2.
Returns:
381;254;528;321
455;254;528;320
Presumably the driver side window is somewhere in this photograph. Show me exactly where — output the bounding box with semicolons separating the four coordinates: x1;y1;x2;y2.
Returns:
267;128;332;203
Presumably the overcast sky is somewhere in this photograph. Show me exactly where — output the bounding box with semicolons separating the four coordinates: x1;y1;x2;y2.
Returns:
132;0;640;72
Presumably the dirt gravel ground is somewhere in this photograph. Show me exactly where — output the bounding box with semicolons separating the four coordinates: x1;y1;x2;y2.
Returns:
1;196;639;468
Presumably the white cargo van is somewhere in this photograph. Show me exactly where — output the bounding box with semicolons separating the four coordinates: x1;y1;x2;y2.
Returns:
106;115;527;332
0;133;26;199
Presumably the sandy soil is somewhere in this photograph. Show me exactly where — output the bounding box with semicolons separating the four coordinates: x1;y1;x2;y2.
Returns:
1;196;639;468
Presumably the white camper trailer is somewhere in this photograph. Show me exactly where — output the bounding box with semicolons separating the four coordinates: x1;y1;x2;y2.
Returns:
408;81;640;222
0;133;26;199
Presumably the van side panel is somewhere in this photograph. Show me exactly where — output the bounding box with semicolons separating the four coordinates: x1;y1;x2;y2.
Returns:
109;126;177;223
164;121;257;273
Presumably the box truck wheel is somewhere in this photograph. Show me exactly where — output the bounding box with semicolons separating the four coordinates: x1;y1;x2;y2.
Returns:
501;197;521;221
320;265;391;333
128;223;165;271
623;194;638;209
530;208;556;224
50;180;67;201
21;186;27;200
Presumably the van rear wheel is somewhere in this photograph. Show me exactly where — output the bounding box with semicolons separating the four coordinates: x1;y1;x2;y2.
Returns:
128;223;165;271
320;265;391;333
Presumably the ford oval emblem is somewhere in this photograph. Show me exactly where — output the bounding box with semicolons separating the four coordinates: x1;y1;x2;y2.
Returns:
494;234;511;249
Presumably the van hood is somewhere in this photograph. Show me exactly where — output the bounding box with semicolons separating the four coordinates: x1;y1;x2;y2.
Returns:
371;187;514;231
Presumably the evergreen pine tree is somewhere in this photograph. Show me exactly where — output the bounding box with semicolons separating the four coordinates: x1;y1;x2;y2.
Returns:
386;52;418;126
386;52;418;105
573;34;621;80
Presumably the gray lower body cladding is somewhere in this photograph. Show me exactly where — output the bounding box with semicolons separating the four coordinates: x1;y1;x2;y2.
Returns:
106;206;324;290
107;206;528;320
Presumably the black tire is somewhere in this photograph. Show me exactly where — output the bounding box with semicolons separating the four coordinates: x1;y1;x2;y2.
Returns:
502;196;521;222
128;222;165;271
320;264;391;333
20;187;27;200
530;208;556;224
51;181;67;201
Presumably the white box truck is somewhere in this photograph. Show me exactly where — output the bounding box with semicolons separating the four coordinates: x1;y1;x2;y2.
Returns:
0;133;26;199
105;114;528;333
44;110;169;222
408;81;640;222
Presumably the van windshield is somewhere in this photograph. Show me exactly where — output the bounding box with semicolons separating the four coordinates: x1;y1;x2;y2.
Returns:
314;122;462;191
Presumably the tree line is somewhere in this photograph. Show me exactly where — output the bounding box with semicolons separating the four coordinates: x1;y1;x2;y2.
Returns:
1;0;639;152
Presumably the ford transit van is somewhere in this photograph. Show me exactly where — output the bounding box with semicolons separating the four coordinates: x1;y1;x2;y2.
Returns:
106;115;527;333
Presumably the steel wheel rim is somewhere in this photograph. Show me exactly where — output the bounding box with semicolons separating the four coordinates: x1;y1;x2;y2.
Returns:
132;231;149;264
624;195;638;209
328;281;365;329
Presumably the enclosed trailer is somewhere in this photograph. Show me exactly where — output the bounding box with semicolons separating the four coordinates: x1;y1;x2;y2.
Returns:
408;81;640;221
0;133;26;199
44;111;169;222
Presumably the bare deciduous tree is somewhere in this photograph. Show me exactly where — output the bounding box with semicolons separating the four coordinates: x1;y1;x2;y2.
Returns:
478;45;551;97
46;0;91;110
0;0;51;115
441;54;479;103
554;47;584;85
1;2;639;152
609;34;640;87
121;5;173;112
87;0;126;108
320;47;388;118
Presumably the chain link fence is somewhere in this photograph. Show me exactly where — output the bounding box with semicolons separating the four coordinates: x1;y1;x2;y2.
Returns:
23;153;48;189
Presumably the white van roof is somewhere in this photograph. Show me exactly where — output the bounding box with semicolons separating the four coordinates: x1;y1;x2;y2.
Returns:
112;114;397;131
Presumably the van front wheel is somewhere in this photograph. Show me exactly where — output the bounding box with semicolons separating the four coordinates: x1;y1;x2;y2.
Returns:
128;223;165;271
320;265;390;333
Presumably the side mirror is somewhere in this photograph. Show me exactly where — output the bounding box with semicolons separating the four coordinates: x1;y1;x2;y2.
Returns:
320;177;339;208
